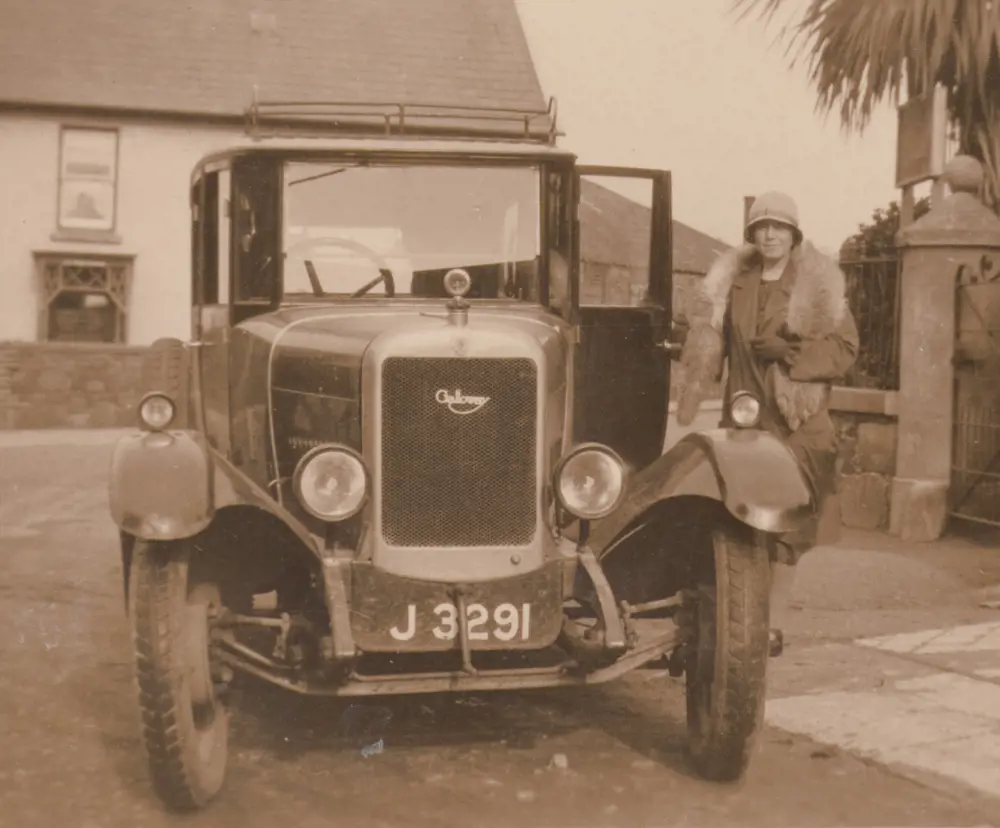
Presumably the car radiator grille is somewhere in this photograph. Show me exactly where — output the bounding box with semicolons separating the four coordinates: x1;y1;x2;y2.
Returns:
380;357;538;547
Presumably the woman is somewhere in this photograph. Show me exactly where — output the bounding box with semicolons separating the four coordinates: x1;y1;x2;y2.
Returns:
677;190;859;652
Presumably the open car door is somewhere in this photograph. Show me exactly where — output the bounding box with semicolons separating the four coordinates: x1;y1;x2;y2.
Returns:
571;166;677;472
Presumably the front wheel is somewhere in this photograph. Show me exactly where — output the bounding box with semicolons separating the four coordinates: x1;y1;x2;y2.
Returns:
685;518;771;782
128;539;229;811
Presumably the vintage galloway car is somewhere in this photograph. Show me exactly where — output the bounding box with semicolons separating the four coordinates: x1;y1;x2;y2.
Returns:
108;100;815;811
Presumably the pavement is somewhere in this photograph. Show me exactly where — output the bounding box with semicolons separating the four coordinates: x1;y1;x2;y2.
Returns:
2;427;1000;826
767;622;1000;803
761;519;1000;809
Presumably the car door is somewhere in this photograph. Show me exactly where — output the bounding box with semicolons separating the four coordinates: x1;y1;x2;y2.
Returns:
570;166;676;472
192;166;233;458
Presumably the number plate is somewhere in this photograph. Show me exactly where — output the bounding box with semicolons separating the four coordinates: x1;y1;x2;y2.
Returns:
349;561;564;652
389;600;534;644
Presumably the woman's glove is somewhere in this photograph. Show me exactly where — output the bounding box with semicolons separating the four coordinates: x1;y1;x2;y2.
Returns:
750;335;799;364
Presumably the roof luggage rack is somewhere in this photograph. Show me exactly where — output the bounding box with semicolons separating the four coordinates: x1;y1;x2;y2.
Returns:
244;92;560;145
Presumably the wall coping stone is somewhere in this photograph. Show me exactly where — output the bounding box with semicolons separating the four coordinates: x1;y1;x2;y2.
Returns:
830;386;899;417
0;340;150;355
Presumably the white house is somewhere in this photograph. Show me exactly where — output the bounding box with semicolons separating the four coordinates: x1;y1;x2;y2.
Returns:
0;0;548;349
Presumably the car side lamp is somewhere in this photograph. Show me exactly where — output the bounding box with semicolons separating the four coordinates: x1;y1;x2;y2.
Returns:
137;392;176;432
729;391;762;428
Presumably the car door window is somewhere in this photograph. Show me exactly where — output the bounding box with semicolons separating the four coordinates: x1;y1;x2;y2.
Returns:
194;170;230;307
232;158;280;313
544;168;572;316
216;169;231;305
578;174;657;308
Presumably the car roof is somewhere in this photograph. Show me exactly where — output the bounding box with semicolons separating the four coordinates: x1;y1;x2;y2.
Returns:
193;135;576;178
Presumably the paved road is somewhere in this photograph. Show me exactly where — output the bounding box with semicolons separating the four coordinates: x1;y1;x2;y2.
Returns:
2;437;999;827
768;621;1000;801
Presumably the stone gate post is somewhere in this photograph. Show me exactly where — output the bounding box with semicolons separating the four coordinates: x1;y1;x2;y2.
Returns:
889;156;1000;540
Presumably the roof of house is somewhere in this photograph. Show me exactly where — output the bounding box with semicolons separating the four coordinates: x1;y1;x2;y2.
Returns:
0;0;548;123
1;2;731;270
579;179;731;275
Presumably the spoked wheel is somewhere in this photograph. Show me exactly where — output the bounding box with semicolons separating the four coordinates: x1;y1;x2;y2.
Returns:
685;518;771;782
128;539;229;811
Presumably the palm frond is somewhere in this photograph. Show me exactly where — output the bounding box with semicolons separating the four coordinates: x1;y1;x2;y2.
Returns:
730;0;1000;212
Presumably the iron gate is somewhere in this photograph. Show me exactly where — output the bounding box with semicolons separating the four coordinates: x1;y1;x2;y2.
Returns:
951;253;1000;526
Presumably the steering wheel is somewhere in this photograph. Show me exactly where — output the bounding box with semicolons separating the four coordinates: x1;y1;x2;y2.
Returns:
284;236;396;298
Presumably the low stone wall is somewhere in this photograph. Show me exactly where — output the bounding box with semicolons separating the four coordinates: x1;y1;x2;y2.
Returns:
0;341;150;429
833;409;898;531
672;272;699;318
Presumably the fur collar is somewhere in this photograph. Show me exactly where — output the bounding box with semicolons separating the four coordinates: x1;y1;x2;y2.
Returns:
676;241;848;430
700;241;848;336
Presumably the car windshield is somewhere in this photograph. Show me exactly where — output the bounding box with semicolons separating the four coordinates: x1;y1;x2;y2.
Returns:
282;161;542;299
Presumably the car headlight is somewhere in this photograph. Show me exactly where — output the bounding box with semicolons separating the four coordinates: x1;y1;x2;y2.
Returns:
293;445;368;521
138;392;175;431
554;443;626;521
730;391;761;428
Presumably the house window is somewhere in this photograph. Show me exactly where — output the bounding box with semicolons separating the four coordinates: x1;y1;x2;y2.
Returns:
35;253;134;343
55;126;120;241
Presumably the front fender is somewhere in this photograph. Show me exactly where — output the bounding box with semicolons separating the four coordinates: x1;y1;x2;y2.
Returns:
589;428;814;554
108;429;214;541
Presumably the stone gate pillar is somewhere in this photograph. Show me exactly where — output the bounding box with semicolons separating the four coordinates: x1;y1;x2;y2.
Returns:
889;156;1000;541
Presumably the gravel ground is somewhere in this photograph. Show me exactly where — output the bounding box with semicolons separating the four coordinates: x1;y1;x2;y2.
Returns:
2;438;999;828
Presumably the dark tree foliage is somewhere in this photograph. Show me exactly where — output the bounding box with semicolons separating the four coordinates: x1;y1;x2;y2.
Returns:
839;195;932;259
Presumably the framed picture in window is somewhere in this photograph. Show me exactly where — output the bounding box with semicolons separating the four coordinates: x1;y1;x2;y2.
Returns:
57;127;119;232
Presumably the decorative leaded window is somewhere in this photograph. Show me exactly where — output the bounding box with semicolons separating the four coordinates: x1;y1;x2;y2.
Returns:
34;252;134;344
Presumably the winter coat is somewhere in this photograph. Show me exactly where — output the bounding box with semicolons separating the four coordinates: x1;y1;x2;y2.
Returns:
676;241;860;557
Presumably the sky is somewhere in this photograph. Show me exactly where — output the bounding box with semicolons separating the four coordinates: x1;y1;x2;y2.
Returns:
514;0;904;253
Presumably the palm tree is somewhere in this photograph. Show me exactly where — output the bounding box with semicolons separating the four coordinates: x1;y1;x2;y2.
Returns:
731;0;1000;213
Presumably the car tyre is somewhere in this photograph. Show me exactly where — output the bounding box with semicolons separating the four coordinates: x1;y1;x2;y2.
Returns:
129;539;229;811
685;518;770;782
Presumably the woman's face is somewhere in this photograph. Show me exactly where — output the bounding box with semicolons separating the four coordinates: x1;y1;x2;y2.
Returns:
752;220;795;262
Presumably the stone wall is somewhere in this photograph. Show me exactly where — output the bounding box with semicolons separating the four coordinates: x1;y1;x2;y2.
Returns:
672;272;699;321
0;341;149;429
833;410;898;530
